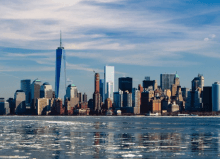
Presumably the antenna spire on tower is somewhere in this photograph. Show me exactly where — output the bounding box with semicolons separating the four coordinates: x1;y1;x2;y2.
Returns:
60;30;62;47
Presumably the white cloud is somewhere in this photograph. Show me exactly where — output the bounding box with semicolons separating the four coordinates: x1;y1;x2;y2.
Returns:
204;38;209;41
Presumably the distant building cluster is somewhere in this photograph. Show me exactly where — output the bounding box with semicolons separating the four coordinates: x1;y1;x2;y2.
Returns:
0;33;219;116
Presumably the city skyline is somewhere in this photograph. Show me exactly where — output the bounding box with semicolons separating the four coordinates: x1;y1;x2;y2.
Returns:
1;0;220;99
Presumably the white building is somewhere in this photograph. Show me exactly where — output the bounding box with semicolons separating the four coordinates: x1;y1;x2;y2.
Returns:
14;90;26;114
104;66;114;102
212;82;220;111
66;84;78;100
132;88;140;108
40;82;53;98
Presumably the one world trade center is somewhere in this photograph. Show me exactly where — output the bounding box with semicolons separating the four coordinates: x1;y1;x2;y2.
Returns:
55;31;66;99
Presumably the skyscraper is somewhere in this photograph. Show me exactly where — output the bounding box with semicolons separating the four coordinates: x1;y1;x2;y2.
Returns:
119;77;132;93
212;82;220;112
100;79;104;102
21;79;31;105
93;73;101;113
104;66;114;102
40;82;53;98
55;31;66;99
14;90;26;114
160;73;177;90
192;74;204;91
31;79;42;111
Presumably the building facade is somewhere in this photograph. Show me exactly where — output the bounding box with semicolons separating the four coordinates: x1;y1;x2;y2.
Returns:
212;82;220;112
119;77;132;93
40;82;53;98
21;79;31;105
55;31;66;100
100;79;104;102
160;73;177;90
203;86;212;112
66;84;78;100
14;90;26;114
31;79;42;111
114;90;123;108
104;66;114;102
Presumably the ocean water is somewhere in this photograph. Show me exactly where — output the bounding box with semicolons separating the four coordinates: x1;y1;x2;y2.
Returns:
0;116;219;159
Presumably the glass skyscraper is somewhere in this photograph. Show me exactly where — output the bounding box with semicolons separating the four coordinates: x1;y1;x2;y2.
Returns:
212;82;220;111
55;31;66;99
99;79;104;102
160;73;177;90
104;66;114;102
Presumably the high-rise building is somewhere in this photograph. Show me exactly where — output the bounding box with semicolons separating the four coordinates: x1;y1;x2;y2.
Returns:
181;87;189;100
31;79;42;111
123;91;132;107
0;98;10;115
132;88;140;108
95;73;100;93
93;73;101;113
21;79;31;105
83;93;87;103
40;82;53;98
114;90;123;108
143;79;157;90
104;66;114;102
14;90;26;114
100;79;104;102
107;82;114;101
66;84;78;100
55;31;66;99
77;92;82;103
160;73;178;90
192;74;204;91
203;86;212;112
212;82;220;112
119;77;132;93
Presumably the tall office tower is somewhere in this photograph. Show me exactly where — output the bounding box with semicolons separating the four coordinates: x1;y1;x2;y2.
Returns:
114;90;123;108
66;84;78;100
31;79;42;111
192;74;204;91
171;76;180;97
93;73;101;113
14;90;26;114
138;84;143;106
104;66;114;102
40;82;53;98
83;93;87;102
132;88;140;108
95;73;100;93
100;79;104;102
123;91;132;107
21;79;31;105
181;87;189;100
203;86;212;112
160;73;177;90
55;31;66;99
119;77;132;93
107;82;114;101
185;89;202;111
212;82;220;111
77;92;82;103
143;79;157;90
0;98;10;115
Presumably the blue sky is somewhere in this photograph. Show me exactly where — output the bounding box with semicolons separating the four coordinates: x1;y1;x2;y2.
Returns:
0;0;220;99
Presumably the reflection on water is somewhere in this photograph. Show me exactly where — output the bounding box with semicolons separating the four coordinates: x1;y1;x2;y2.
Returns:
0;117;220;158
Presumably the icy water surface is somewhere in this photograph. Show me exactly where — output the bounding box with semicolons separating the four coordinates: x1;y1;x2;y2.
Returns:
0;116;220;158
